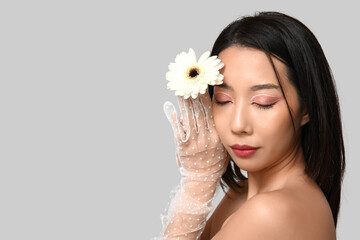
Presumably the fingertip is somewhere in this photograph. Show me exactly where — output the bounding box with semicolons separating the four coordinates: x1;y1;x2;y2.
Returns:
171;111;177;122
163;101;176;121
163;101;174;113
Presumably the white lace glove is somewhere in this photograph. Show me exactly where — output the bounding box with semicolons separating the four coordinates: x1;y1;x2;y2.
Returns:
151;91;229;240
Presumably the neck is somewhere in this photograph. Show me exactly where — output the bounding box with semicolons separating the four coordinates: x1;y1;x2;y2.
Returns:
246;145;307;200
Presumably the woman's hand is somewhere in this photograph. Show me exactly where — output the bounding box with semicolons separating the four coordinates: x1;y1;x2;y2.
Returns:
164;91;229;181
152;91;229;240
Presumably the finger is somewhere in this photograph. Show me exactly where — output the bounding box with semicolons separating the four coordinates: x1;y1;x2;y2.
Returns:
199;90;216;129
175;151;182;169
176;96;190;135
190;97;206;133
177;96;196;139
186;97;199;136
163;101;188;142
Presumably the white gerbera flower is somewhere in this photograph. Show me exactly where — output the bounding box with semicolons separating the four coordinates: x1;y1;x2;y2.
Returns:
166;48;224;99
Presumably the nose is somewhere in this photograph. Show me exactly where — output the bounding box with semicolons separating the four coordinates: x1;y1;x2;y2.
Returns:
230;102;252;135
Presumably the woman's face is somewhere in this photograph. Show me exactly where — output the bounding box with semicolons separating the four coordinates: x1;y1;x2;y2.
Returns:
212;46;309;173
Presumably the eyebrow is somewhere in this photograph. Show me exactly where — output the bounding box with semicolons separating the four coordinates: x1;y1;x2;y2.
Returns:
217;83;280;91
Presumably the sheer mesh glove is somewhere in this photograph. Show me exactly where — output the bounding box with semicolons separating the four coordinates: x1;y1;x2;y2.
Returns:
151;91;229;240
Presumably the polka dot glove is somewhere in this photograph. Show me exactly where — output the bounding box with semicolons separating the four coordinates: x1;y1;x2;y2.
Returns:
151;91;229;240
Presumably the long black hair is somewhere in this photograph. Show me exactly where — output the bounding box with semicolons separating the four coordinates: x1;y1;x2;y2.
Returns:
209;11;345;227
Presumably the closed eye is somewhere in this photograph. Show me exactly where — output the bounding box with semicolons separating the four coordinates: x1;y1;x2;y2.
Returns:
215;101;276;108
214;100;232;105
252;102;276;110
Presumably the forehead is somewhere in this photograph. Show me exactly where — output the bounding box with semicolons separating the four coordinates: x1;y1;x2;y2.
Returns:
217;46;287;90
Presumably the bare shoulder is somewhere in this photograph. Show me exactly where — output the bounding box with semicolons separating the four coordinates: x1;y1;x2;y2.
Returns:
212;182;336;240
201;180;248;240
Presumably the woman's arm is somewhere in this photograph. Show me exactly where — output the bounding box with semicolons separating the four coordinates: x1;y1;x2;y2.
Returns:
211;191;308;240
201;180;248;240
151;93;229;240
159;178;221;239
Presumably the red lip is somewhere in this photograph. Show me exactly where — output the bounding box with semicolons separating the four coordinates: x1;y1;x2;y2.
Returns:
230;144;258;157
230;144;257;150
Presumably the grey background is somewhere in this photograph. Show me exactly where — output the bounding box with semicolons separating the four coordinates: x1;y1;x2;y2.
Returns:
0;0;358;239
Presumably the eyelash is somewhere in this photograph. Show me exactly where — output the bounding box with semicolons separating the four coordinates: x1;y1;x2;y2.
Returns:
215;100;276;110
253;103;275;110
214;100;231;105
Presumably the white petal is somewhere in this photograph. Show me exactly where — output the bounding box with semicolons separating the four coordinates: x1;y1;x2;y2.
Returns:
191;92;198;99
168;62;179;71
166;71;181;81
204;58;222;68
198;51;211;64
165;72;173;81
217;62;224;69
204;69;220;75
215;80;223;85
166;48;225;99
188;48;197;63
205;74;218;81
201;83;208;89
218;74;224;81
174;52;185;63
203;56;217;65
167;81;177;90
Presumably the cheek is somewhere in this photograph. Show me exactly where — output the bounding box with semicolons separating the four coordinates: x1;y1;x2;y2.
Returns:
212;106;222;129
256;108;295;147
212;101;296;147
212;104;229;141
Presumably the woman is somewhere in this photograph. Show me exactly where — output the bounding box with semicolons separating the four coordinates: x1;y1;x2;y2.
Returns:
153;11;345;240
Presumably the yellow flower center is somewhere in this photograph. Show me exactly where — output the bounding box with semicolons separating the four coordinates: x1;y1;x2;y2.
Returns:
187;66;201;80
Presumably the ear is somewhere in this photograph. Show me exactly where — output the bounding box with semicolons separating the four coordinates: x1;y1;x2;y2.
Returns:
300;108;310;126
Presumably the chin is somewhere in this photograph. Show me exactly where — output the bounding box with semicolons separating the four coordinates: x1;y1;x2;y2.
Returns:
231;158;264;173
